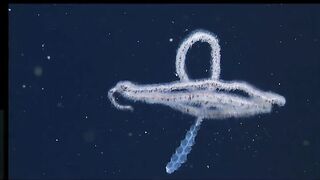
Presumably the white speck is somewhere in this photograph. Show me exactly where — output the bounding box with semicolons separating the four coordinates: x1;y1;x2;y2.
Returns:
55;138;59;142
128;132;133;137
171;20;175;24
303;140;310;146
57;102;63;108
41;87;44;90
278;82;281;86
94;144;97;148
22;84;26;88
46;55;51;60
279;40;282;43
144;131;148;134
238;62;241;65
8;8;11;12
185;28;189;32
252;138;255;142
85;115;88;119
174;73;178;77
270;72;274;76
294;37;297;41
41;43;45;48
100;151;104;155
65;12;68;15
206;165;210;168
34;66;43;77
37;13;40;17
169;38;173;42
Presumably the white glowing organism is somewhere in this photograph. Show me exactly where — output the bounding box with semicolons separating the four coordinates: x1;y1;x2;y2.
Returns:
108;29;286;174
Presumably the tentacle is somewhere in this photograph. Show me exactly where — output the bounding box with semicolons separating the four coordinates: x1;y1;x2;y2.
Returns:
108;86;133;111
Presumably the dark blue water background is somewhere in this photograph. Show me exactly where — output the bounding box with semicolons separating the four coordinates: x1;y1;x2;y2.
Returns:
9;4;320;179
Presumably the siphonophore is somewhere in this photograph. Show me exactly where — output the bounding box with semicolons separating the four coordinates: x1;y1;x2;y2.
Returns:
108;29;286;174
